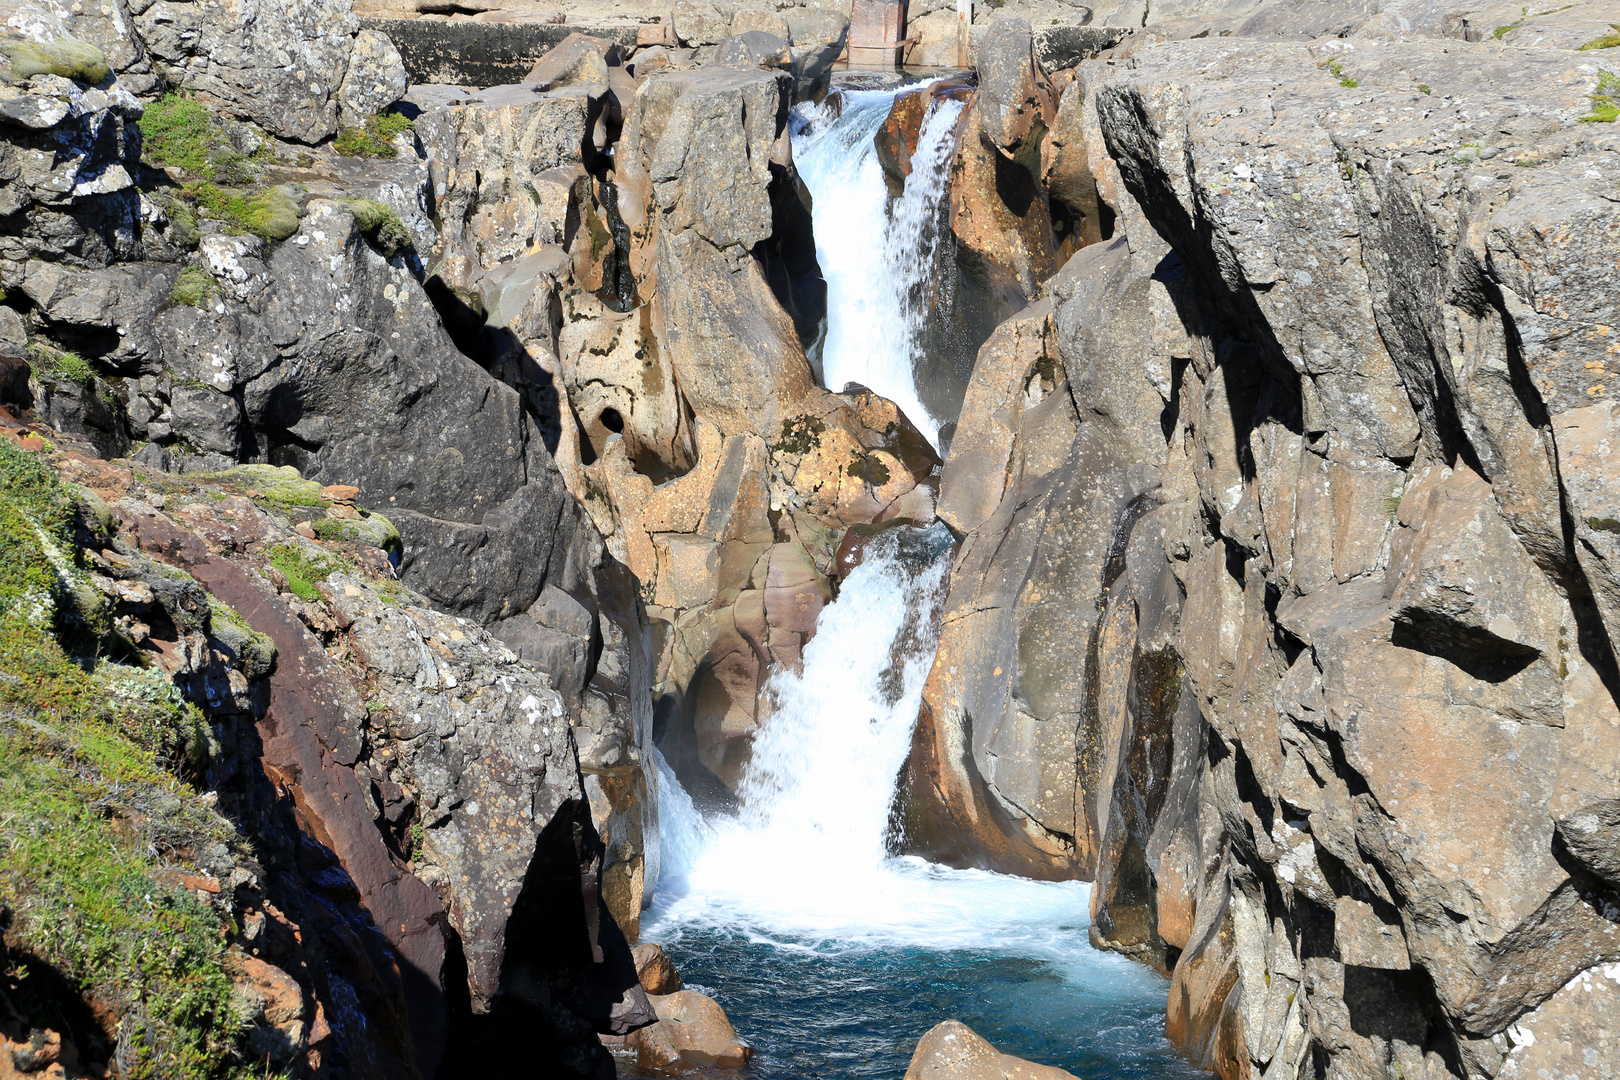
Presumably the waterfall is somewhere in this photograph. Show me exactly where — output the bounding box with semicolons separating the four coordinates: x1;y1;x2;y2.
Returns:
793;87;967;448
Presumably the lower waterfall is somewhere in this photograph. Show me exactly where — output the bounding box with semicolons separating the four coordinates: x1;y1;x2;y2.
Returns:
642;528;1201;1079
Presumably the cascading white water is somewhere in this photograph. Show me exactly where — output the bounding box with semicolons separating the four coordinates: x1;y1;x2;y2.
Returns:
639;80;1195;1080
793;88;966;447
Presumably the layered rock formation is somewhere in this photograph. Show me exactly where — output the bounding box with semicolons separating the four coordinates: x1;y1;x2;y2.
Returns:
906;18;1620;1080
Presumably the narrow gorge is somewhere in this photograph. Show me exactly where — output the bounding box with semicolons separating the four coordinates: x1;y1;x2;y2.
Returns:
0;0;1618;1079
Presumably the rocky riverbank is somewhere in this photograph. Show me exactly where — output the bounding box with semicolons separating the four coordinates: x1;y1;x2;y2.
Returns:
2;0;1619;1076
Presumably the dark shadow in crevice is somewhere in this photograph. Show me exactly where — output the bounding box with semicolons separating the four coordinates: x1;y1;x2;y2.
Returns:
1390;613;1539;683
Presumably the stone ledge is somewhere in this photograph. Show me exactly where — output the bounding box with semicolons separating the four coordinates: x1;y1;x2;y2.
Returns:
362;16;639;86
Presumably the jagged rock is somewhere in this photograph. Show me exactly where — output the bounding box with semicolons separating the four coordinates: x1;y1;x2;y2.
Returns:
904;1020;1078;1080
337;28;410;122
522;31;616;88
132;0;384;143
633;942;684;995
0;75;144;280
715;29;791;69
974;19;1054;155
948;96;1059;327
913;33;1620;1080
414;82;595;295
615;65;816;438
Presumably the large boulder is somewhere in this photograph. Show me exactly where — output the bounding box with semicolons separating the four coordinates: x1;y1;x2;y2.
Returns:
131;0;402;143
615;66;817;438
904;1020;1079;1080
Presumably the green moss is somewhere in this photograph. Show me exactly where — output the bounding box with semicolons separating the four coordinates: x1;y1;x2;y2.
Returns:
1580;25;1620;49
209;464;324;512
313;510;402;556
333;110;414;159
341;198;412;256
1417;84;1432;94
26;343;93;385
4;35;109;84
846;451;891;487
169;266;220;308
1339;77;1359;88
186;182;302;241
774;414;827;456
139;93;255;186
266;544;346;603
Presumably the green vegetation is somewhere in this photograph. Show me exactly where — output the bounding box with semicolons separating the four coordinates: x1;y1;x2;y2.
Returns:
266;543;346;602
185;182;302;241
139;93;256;186
1417;84;1432;95
212;464;324;512
26;343;93;386
1580;71;1620;123
1492;20;1524;39
0;439;242;1078
140;94;303;242
1580;24;1620;49
333;110;414;159
313;509;403;557
170;266;220;308
342;198;412;256
3;35;109;84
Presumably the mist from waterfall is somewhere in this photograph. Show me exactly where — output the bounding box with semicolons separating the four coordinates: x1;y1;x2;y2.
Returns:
792;88;966;448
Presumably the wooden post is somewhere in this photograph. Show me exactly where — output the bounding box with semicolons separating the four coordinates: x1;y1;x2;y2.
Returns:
957;0;971;68
849;0;912;69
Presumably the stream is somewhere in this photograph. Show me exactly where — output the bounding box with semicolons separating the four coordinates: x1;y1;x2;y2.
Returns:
636;82;1203;1080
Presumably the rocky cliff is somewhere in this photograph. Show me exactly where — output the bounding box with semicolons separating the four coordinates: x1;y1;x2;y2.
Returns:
5;0;1620;1075
902;15;1620;1080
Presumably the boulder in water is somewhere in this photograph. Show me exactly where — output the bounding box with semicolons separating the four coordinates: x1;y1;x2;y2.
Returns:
626;990;752;1072
904;1020;1078;1080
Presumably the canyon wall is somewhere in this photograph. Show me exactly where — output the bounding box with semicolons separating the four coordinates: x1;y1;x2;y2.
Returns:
904;18;1620;1080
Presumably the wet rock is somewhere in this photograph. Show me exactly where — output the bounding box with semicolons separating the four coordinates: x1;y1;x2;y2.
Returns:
904;1020;1078;1080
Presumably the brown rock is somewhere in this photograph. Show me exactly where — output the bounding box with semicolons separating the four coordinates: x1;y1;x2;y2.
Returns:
903;1020;1077;1080
633;942;684;995
627;990;751;1073
320;484;360;502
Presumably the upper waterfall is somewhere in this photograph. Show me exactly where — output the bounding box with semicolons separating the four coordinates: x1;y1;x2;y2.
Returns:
793;86;968;450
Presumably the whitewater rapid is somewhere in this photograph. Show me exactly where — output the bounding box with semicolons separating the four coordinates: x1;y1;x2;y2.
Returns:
647;527;1102;972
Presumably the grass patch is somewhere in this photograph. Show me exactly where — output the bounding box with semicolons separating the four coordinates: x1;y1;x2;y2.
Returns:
139;93;256;186
26;343;93;386
169;266;220;308
333;110;414;159
1580;71;1620;123
0;440;241;1078
185;182;302;241
266;544;346;602
1580;24;1620;49
342;199;412;256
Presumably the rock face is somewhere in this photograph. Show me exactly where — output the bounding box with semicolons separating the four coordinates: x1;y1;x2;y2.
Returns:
904;1020;1079;1080
909;33;1620;1080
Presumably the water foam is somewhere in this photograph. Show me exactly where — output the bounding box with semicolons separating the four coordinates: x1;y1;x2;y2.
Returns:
647;529;1116;974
